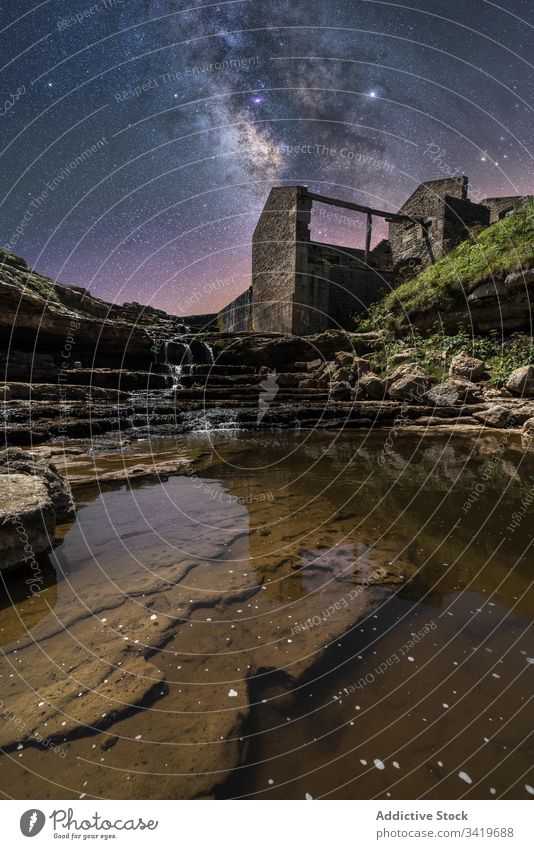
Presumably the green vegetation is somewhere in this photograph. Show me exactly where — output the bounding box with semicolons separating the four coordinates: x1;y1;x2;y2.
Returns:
357;200;534;332
367;327;534;387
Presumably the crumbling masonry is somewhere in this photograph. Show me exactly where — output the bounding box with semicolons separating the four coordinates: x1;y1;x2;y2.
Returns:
218;177;532;335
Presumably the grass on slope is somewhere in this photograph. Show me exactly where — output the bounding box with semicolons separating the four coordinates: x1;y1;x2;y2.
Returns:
363;200;534;329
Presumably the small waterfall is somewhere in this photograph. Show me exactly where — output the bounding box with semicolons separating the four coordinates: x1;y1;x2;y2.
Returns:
164;341;193;391
202;341;214;364
166;363;183;390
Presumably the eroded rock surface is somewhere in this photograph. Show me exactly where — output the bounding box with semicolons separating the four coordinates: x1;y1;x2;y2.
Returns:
0;473;54;570
0;448;75;522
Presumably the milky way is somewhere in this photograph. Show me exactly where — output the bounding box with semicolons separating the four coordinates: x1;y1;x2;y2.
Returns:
0;0;532;314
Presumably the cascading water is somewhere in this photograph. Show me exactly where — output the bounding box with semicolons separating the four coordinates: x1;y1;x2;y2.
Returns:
166;363;183;390
164;341;193;391
146;326;200;392
201;341;214;364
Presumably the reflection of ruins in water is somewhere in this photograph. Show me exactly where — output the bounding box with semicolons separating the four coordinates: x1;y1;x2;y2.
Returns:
205;430;533;613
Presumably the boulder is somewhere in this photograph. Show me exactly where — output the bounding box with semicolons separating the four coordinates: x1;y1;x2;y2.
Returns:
389;349;417;366
522;417;534;436
0;448;75;522
0;474;55;571
505;365;534;397
275;372;300;388
425;377;480;406
317;362;336;388
334;351;354;368
449;352;486;381
449;377;483;400
468;268;534;302
389;374;431;402
331;366;352;385
330;381;352;401
473;405;511;428
482;386;511;400
387;362;424;384
358;372;387;400
299;378;317;389
352;384;366;401
350;357;371;380
426;382;461;406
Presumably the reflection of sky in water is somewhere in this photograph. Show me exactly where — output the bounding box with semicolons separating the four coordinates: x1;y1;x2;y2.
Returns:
1;431;534;799
54;476;250;580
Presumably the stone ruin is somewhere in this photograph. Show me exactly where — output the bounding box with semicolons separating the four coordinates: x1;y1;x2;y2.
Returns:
217;177;532;336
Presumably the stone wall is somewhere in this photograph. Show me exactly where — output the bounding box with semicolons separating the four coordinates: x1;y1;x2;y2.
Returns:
251;186;311;333
442;196;490;254
222;180;533;336
233;185;399;335
294;243;393;333
389;177;466;273
480;196;533;223
388;177;493;274
218;287;252;332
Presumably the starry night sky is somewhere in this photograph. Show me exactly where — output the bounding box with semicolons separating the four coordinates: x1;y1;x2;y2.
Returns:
0;0;532;315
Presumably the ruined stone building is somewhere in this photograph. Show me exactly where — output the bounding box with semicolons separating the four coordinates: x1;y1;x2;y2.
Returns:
218;178;531;336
